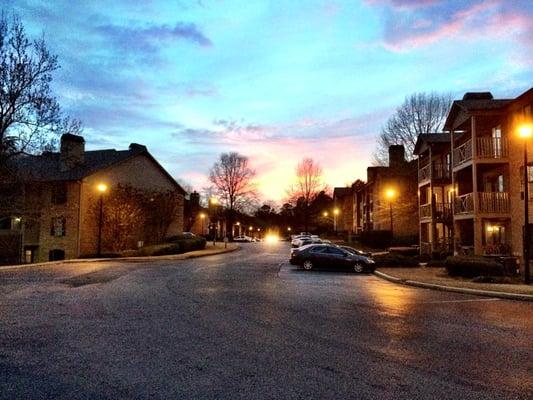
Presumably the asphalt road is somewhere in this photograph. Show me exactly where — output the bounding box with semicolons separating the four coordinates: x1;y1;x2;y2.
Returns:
1;243;532;399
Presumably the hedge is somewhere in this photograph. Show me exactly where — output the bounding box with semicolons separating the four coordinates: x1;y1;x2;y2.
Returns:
373;253;420;268
444;256;505;278
136;237;206;256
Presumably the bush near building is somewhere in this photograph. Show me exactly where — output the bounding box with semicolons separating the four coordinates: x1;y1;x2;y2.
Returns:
135;236;207;256
373;253;420;268
444;256;505;278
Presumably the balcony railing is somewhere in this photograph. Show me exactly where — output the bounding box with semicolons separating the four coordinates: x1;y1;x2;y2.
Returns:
418;164;430;182
453;137;509;168
420;203;431;219
478;192;510;213
454;192;510;215
453;140;472;168
477;137;508;159
434;203;452;220
454;193;474;214
418;162;451;183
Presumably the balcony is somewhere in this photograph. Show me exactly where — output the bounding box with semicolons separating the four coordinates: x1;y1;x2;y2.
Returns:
418;162;451;184
420;203;431;219
453;137;508;169
454;192;510;216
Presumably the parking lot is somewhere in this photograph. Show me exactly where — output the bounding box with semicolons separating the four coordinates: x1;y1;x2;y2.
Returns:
1;242;532;399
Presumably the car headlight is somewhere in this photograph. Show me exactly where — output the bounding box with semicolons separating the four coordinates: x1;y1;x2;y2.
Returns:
366;259;375;264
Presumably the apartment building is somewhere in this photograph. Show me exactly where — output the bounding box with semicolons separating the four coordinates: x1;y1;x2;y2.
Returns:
416;88;532;275
414;133;455;255
0;134;186;264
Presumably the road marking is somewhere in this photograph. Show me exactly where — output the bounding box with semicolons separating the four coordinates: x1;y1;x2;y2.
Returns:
421;298;501;304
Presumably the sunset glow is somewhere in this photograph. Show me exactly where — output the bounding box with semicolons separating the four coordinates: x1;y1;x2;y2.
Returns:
10;0;533;202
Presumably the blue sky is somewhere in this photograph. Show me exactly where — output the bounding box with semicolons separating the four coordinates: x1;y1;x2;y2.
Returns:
6;0;533;201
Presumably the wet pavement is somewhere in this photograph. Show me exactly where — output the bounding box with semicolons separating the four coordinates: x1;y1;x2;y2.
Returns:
1;242;532;399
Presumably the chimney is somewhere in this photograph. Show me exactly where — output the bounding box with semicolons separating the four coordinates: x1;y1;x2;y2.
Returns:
190;191;200;209
388;145;406;168
60;133;85;170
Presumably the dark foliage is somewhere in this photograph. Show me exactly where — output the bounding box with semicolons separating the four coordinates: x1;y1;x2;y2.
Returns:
444;256;505;278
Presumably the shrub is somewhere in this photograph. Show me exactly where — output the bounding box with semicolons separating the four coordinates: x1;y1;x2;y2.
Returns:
389;246;419;257
444;256;505;278
360;230;392;248
373;253;420;268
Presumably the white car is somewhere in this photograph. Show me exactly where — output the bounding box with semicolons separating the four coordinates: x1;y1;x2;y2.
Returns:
234;235;254;242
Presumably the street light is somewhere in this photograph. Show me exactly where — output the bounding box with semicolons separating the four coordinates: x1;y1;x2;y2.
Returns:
518;123;532;284
385;188;397;239
323;211;329;217
96;183;108;257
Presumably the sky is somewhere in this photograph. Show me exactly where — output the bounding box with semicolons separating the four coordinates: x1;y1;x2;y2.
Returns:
6;0;533;203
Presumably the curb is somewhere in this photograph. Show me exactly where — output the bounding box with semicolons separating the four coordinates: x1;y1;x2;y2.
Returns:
374;270;533;302
0;245;240;272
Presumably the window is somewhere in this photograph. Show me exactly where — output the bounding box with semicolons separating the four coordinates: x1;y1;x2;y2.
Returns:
492;126;502;157
51;182;67;205
50;217;66;236
327;247;346;256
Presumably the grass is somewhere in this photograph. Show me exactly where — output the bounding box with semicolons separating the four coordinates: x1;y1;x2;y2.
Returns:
378;267;533;296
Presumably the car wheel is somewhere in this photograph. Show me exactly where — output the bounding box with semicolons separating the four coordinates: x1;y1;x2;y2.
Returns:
353;262;364;273
302;260;314;270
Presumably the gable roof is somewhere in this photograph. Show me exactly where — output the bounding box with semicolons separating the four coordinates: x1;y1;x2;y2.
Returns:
413;132;454;155
444;92;512;131
9;144;186;194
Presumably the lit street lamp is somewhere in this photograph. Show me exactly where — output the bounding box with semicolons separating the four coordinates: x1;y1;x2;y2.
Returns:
333;208;340;232
385;188;397;239
96;183;108;257
518;123;532;284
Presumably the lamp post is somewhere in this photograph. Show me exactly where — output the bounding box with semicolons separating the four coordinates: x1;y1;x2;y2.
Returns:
209;197;218;245
96;183;108;257
385;188;397;239
518;123;532;284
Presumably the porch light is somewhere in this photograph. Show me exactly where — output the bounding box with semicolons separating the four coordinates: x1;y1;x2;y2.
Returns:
323;211;329;217
97;183;108;193
249;226;253;231
199;213;206;219
333;208;340;216
486;225;494;233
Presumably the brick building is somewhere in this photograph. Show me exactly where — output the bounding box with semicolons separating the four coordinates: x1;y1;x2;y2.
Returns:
332;187;353;234
0;134;185;264
415;87;532;277
352;145;418;244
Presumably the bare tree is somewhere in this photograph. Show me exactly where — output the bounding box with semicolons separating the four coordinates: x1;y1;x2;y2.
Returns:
208;152;256;237
373;92;452;165
0;13;81;164
287;158;326;232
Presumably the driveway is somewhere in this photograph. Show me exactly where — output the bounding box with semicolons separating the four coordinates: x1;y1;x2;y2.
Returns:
1;242;532;399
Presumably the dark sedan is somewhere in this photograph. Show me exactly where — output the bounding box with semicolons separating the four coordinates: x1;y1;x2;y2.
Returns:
289;244;375;273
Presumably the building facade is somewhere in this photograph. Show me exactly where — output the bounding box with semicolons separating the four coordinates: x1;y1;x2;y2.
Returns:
0;134;186;264
415;87;532;276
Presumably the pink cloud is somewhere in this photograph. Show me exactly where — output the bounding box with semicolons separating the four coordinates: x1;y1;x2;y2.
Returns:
374;0;533;53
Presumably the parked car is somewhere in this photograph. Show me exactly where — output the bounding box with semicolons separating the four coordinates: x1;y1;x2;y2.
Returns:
234;235;254;242
182;232;196;239
290;244;375;273
339;245;372;258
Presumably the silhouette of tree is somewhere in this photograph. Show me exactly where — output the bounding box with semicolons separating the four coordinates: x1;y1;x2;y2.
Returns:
0;13;81;165
373;92;451;165
208;152;256;238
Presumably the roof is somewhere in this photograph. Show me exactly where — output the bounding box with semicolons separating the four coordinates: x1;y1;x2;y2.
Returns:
333;187;352;198
413;132;454;155
444;92;512;131
9;143;186;194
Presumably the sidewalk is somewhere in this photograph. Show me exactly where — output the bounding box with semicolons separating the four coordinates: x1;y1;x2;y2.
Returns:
375;267;533;302
0;242;239;272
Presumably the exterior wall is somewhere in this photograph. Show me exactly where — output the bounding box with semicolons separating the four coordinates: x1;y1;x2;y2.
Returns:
79;154;184;256
507;92;533;276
